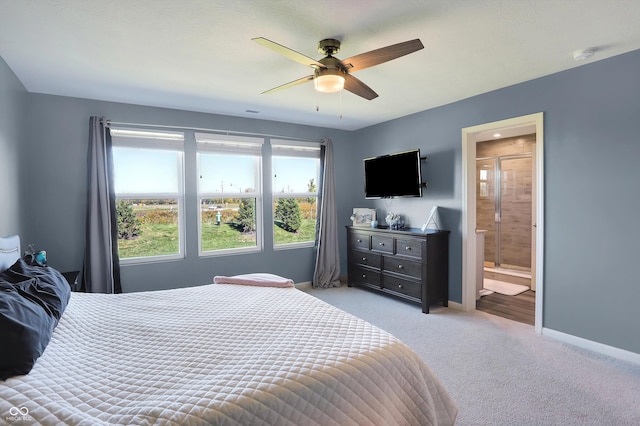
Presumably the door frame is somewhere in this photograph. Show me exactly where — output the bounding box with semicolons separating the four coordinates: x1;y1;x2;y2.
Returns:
461;112;544;333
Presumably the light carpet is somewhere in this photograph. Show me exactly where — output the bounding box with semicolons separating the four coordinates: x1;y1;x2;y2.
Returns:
483;278;529;296
303;285;640;426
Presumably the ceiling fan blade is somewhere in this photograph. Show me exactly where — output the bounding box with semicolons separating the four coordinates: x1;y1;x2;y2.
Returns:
253;37;325;68
341;39;424;72
262;75;314;94
343;74;378;100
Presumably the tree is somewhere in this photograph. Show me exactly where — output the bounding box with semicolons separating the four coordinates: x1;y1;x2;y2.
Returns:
307;178;316;194
275;197;302;232
235;198;255;233
116;200;141;239
307;178;317;219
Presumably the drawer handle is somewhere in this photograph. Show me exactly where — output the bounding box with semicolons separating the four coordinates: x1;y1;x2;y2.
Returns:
362;274;366;278
362;257;367;261
405;246;411;250
379;242;385;246
357;239;362;243
398;284;404;289
398;264;404;269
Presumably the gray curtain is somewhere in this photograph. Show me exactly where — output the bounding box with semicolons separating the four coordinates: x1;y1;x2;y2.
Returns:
82;116;121;293
313;138;341;288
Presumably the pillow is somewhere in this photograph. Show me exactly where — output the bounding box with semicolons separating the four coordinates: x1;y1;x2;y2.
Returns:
213;273;295;288
0;255;71;380
0;235;20;272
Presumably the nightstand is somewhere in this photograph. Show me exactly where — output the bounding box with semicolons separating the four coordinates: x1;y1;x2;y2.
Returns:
62;271;81;292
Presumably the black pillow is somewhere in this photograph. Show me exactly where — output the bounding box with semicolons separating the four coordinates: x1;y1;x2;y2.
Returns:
0;256;71;380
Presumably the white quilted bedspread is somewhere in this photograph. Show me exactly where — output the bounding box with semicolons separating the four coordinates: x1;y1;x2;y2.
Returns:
0;284;457;425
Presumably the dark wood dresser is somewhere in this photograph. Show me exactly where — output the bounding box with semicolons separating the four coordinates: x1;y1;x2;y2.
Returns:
346;226;450;313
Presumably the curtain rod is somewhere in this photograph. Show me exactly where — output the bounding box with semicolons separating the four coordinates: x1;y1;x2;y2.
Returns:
99;118;324;144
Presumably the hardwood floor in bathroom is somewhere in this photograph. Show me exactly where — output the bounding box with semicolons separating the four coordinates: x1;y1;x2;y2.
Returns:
476;290;535;326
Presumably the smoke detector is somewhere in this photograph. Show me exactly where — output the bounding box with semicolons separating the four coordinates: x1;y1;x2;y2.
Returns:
573;48;596;61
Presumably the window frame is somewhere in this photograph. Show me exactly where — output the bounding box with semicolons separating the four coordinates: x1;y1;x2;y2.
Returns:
196;133;264;257
271;139;321;250
111;128;186;264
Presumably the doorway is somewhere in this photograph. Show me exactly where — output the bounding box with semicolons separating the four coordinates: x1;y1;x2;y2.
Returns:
477;138;534;275
476;138;535;325
461;113;544;333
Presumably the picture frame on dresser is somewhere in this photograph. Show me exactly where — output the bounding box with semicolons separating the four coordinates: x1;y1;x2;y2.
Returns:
351;208;377;228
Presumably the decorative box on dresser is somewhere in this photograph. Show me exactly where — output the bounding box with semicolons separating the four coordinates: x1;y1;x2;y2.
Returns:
346;226;450;314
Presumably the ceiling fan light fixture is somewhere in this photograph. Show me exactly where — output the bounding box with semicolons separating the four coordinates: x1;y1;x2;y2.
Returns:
314;74;345;92
314;66;345;93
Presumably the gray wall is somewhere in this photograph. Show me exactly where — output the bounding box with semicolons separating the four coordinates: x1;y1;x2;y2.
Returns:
347;49;640;354
350;110;464;299
0;55;26;238
2;48;639;355
20;94;352;292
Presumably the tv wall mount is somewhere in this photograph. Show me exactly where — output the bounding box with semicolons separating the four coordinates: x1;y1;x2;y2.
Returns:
421;156;428;188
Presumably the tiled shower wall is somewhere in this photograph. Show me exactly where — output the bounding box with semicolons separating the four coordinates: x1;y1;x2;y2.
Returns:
477;134;535;271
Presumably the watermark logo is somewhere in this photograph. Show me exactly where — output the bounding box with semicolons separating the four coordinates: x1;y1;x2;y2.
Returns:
6;406;32;422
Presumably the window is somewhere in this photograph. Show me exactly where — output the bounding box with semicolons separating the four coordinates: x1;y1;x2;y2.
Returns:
111;127;320;261
111;129;185;262
196;133;263;255
271;140;321;248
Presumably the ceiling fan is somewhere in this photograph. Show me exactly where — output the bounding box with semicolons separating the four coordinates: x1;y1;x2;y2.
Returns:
252;37;424;100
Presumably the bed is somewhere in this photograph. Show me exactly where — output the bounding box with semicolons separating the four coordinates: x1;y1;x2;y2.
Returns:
0;235;457;425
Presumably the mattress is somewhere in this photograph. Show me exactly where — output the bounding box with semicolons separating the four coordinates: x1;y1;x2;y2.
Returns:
0;283;457;425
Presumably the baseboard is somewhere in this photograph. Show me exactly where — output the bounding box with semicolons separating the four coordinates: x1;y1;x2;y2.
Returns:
295;280;344;290
298;279;463;313
543;327;640;366
295;281;312;290
446;300;463;311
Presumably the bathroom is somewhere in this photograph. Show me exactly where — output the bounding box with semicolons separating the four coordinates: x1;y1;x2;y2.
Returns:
475;133;536;324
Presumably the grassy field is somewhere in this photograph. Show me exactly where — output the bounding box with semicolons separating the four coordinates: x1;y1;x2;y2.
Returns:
273;219;316;245
118;218;316;258
117;223;179;258
200;222;257;251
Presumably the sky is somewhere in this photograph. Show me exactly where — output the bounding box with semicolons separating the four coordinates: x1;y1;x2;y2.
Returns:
113;147;179;194
113;148;319;195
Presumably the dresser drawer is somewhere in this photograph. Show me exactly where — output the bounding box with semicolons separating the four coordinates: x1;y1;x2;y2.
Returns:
396;238;423;259
350;232;370;250
350;265;382;287
382;275;421;300
353;250;382;269
382;256;422;279
371;235;394;254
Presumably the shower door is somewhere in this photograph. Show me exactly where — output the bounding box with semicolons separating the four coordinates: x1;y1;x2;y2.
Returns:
477;155;532;271
499;156;532;271
476;159;497;266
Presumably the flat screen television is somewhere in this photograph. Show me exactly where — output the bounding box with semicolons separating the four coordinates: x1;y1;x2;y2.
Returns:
364;149;423;199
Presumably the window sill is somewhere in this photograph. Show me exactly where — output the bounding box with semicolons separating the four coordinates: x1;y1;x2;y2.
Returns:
119;254;184;266
273;242;315;251
199;246;262;258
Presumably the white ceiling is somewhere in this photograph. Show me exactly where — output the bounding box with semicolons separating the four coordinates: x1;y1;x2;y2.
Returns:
1;0;639;131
